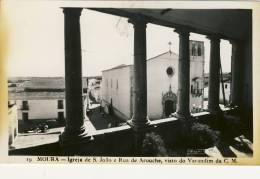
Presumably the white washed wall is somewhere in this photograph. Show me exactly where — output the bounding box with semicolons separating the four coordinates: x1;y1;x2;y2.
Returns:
101;43;205;120
147;53;179;119
17;99;66;120
101;66;132;120
204;82;231;105
190;56;205;110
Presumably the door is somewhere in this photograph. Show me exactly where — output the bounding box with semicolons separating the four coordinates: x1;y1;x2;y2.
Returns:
22;112;29;122
58;112;65;125
165;100;176;117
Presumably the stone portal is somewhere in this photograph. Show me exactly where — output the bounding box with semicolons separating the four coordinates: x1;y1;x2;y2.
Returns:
162;86;177;118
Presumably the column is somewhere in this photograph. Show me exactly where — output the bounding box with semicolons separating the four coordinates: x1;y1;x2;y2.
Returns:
128;17;149;130
230;40;242;107
207;35;221;114
60;8;86;144
174;27;191;119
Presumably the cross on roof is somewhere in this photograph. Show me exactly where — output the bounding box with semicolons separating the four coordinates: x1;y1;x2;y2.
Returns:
168;41;172;52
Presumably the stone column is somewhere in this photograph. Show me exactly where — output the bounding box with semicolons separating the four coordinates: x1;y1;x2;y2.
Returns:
207;36;221;114
60;8;87;145
128;17;149;131
174;27;191;119
230;40;242;107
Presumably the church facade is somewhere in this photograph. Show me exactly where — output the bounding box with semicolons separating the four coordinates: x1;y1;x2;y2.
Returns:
101;40;205;121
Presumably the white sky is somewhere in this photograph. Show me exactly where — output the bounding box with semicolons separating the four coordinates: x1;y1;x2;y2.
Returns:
5;1;231;77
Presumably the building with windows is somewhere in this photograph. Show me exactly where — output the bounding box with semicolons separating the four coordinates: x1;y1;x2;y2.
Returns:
13;96;66;122
8;77;91;123
101;40;205;121
204;72;231;105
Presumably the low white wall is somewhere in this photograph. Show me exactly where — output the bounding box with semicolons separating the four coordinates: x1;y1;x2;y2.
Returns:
8;104;18;145
101;66;132;120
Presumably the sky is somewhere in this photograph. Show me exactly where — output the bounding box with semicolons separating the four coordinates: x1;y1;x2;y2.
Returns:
5;1;231;77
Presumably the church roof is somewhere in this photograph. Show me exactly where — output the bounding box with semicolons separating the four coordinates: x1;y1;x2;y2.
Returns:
102;64;132;72
147;50;178;62
204;72;231;87
102;50;178;72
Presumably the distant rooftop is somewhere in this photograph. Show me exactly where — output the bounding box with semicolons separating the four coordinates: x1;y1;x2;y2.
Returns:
102;64;132;72
204;72;231;86
102;50;178;72
8;76;101;100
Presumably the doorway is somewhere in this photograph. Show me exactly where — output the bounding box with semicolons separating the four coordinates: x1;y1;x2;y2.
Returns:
22;112;29;122
164;100;176;117
58;112;65;125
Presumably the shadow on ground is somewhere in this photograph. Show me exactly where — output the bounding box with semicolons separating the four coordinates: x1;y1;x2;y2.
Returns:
87;104;126;130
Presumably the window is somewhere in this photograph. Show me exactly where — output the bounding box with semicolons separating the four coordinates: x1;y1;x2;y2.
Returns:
58;100;64;109
191;79;203;97
116;79;119;90
57;112;65;124
58;112;64;120
197;45;202;56
191;44;196;56
106;79;108;87
225;84;228;89
166;66;174;77
22;100;29;110
196;81;199;93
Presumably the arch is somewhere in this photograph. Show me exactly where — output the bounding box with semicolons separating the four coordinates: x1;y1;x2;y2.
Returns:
162;89;177;118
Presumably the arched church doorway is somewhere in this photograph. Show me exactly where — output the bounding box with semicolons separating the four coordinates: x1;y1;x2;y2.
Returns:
162;87;177;118
164;100;176;117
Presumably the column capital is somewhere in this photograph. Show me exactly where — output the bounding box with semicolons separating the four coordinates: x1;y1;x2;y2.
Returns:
128;16;147;28
63;8;83;17
174;27;190;36
229;39;236;45
207;35;221;42
229;39;243;46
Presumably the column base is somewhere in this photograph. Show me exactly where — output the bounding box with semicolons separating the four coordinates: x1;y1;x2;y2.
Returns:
207;107;223;116
227;103;240;109
59;125;91;147
127;117;155;156
172;112;192;120
127;117;150;132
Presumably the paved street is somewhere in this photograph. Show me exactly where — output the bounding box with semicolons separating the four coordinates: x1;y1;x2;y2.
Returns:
87;103;126;130
11;103;126;149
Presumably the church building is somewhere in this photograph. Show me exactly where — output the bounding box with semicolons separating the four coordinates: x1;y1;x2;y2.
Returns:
101;40;205;121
